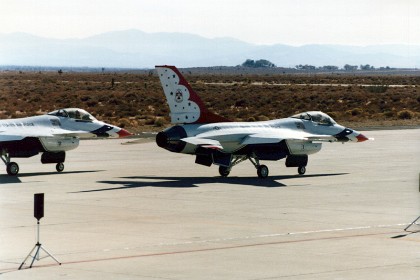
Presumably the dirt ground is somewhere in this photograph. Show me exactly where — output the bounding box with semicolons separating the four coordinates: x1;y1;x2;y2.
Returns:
0;70;419;132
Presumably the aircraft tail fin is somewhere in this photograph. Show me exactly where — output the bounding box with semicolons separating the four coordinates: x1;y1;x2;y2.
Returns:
155;65;230;124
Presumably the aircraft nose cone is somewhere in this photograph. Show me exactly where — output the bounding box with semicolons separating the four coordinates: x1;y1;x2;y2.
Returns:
117;128;132;138
356;133;369;142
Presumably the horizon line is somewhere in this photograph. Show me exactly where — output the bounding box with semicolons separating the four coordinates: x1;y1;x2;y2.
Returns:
1;29;419;48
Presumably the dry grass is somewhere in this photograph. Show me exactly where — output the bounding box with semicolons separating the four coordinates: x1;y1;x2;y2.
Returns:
0;71;419;132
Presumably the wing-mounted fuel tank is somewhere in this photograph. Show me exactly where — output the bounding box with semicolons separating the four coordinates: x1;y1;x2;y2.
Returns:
39;137;79;152
286;140;322;155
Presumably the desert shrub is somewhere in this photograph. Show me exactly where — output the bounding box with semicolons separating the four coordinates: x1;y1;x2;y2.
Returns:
86;100;98;107
154;117;165;127
235;99;247;107
118;118;132;128
257;115;269;121
145;116;156;125
397;110;414;119
384;111;395;118
348;108;363;116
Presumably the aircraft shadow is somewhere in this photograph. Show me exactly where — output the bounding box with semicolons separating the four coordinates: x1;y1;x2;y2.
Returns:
0;175;22;184
74;173;348;193
0;170;104;185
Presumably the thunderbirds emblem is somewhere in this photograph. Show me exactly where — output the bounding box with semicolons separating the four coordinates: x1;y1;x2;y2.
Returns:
175;90;183;103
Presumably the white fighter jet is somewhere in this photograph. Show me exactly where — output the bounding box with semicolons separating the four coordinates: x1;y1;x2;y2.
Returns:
155;65;371;178
0;108;131;176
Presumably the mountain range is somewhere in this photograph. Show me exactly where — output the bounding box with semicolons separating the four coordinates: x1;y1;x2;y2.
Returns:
0;29;419;69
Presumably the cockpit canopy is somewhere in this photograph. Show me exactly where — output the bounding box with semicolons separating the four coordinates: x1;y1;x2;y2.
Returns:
47;108;97;122
290;111;336;126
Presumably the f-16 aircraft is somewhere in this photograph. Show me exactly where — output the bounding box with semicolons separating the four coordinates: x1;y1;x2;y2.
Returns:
0;108;131;176
155;65;371;178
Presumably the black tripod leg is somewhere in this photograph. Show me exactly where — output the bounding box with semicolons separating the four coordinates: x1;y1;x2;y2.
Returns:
18;244;38;270
29;244;42;268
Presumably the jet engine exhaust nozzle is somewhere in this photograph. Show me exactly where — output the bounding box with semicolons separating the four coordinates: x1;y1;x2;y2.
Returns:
155;125;187;153
156;131;168;148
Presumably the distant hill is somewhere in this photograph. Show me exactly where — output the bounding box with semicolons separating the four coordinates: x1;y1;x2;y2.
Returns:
0;29;419;68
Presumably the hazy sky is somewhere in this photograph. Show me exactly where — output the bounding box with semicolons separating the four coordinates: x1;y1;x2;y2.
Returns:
1;0;419;46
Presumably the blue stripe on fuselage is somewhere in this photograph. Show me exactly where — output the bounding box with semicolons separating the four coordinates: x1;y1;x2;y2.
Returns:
91;125;114;137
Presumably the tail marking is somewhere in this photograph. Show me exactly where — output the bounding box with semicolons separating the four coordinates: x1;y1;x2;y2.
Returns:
156;65;230;124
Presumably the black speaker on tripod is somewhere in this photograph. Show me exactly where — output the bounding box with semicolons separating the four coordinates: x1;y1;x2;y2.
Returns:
19;193;61;269
34;193;44;221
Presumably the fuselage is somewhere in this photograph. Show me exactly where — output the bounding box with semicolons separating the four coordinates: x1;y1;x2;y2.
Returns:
0;108;131;175
155;65;371;178
0;110;128;155
156;115;361;157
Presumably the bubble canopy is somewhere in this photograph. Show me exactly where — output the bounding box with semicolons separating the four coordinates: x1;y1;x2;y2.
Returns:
47;108;97;121
290;111;336;126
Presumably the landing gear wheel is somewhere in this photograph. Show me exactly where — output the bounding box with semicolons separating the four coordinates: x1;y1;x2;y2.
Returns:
56;162;64;172
257;165;269;179
298;166;306;175
219;166;230;177
6;162;19;176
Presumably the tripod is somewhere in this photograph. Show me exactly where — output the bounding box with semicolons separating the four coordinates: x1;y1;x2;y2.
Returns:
404;215;420;232
19;220;61;270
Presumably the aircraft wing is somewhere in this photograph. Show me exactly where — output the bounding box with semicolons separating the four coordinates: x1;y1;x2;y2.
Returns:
241;129;306;145
0;128;90;143
0;134;25;142
182;137;223;150
180;129;336;151
0;129;53;142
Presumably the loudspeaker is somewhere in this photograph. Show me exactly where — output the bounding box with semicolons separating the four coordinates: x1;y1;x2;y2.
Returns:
34;193;44;220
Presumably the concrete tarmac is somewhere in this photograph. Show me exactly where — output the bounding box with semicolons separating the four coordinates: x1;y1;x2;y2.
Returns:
0;129;419;279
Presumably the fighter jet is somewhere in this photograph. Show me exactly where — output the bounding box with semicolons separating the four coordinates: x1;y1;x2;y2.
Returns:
0;108;131;176
155;65;371;178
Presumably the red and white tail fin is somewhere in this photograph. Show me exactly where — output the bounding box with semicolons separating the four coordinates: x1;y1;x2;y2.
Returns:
155;65;230;124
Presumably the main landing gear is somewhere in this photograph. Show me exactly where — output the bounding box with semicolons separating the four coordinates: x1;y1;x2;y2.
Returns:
1;150;19;176
218;155;270;179
217;154;307;179
1;149;66;176
249;157;269;179
56;162;65;172
298;166;306;175
6;162;19;176
218;166;230;177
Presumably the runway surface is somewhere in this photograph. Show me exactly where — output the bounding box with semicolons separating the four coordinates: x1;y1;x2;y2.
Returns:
0;129;419;279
